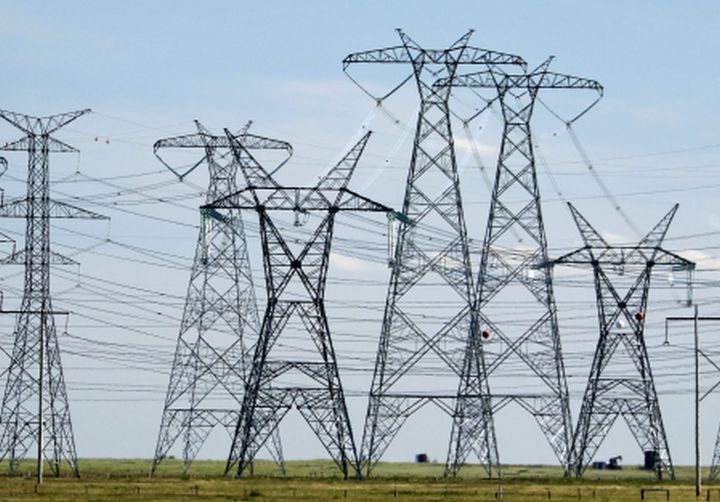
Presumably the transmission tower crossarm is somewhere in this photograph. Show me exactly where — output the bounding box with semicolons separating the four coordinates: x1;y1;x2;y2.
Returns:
0;198;107;219
439;70;601;90
0;109;91;135
0;249;78;266
342;46;411;67
529;72;602;91
344;27;525;71
154;127;293;182
205;187;390;214
343;46;525;68
2;136;79;153
555;247;693;267
153;131;292;154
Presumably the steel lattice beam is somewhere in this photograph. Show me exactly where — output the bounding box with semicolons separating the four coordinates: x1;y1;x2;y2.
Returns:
344;30;526;478
151;122;292;475
711;423;720;479
553;203;694;480
206;130;391;480
0;108;104;478
437;59;602;474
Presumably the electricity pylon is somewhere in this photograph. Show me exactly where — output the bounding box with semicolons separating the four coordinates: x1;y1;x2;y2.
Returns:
0;109;107;479
710;420;720;479
344;29;525;478
207;130;391;480
437;59;603;474
151;121;292;475
553;203;694;480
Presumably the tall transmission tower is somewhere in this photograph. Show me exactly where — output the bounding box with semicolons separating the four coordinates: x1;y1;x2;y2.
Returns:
710;416;720;479
0;109;107;478
553;203;694;480
207;130;391;479
343;29;525;478
151;121;293;475
437;60;603;474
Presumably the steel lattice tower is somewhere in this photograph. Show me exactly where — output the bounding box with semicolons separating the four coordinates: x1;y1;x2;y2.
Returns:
0;109;107;477
151;121;293;475
207;130;391;479
554;203;694;480
710;423;720;479
344;30;525;478
437;60;602;474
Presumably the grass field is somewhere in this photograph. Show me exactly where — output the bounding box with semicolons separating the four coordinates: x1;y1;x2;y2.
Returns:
0;459;716;501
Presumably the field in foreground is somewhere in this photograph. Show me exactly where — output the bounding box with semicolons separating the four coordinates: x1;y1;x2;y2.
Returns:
0;459;716;501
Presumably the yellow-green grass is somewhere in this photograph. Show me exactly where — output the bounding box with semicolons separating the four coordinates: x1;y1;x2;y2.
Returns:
0;459;716;501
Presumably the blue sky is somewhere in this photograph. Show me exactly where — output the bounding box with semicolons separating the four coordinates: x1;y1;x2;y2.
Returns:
1;1;720;471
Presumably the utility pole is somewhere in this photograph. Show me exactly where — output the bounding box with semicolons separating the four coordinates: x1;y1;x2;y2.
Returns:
151;121;293;475
437;57;602;475
0;109;107;479
666;307;720;497
344;29;525;478
553;203;694;480
208;130;391;479
696;307;701;497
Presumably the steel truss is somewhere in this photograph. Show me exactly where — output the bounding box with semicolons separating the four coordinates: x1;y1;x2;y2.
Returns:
343;30;526;478
0;109;107;477
554;203;694;479
151;121;293;475
206;130;391;479
343;30;524;476
711;417;720;479
437;60;602;474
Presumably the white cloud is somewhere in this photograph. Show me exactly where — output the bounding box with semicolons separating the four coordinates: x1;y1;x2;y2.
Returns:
601;231;630;245
329;251;372;272
453;136;495;156
677;249;720;270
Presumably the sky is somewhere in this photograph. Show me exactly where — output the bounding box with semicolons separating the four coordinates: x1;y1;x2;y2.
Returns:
1;0;720;474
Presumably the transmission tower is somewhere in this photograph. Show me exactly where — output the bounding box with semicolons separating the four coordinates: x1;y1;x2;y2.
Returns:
344;29;525;478
0;109;107;478
151;121;293;475
207;130;390;479
437;60;603;474
710;420;720;480
553;203;694;480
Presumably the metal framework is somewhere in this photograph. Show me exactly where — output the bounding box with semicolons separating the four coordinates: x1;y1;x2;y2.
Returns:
437;60;603;474
712;430;720;479
151;121;293;475
206;130;391;479
709;374;720;479
0;109;107;477
553;203;694;479
344;29;525;478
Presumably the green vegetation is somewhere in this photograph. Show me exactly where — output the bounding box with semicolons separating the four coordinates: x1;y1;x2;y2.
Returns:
0;459;715;501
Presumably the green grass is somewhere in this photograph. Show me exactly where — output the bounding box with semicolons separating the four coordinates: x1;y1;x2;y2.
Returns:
0;459;715;501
